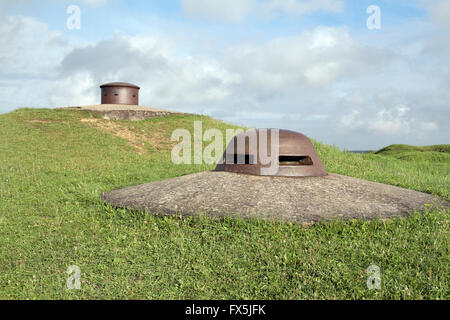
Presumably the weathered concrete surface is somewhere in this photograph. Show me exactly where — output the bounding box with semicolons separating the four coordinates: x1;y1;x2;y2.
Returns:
63;104;184;121
101;171;448;224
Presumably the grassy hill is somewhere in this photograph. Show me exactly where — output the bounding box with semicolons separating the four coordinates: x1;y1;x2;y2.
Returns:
0;108;448;300
374;144;450;164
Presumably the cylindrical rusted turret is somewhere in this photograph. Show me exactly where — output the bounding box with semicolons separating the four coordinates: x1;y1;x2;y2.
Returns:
100;82;140;105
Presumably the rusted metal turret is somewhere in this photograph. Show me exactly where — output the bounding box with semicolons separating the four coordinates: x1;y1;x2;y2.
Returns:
216;129;327;177
100;82;140;105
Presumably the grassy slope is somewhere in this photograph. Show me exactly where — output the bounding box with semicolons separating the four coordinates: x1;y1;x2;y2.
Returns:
373;144;450;164
0;108;448;300
375;144;450;155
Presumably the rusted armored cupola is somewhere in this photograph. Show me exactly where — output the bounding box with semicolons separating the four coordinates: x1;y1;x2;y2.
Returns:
100;82;140;105
216;129;327;177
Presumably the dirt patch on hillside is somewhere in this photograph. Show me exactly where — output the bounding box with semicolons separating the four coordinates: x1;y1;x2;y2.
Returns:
26;120;53;124
80;118;172;154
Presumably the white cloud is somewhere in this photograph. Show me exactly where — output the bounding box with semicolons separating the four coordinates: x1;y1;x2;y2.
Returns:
56;32;240;108
0;0;30;15
79;0;108;5
0;0;108;15
261;0;343;18
0;15;75;109
419;121;439;132
341;104;440;138
55;26;369;110
181;0;343;22
0;15;70;78
368;106;412;136
233;111;285;120
340;110;364;130
424;0;450;30
224;26;385;95
50;71;97;107
303;114;329;120
181;0;256;22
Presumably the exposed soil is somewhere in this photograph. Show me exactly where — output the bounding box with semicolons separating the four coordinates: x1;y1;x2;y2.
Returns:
80;118;172;154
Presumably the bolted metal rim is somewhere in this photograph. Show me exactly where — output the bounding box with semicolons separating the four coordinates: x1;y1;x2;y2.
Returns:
100;82;140;89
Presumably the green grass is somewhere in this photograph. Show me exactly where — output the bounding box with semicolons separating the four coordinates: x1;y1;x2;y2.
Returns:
373;144;450;163
0;108;448;300
375;144;450;155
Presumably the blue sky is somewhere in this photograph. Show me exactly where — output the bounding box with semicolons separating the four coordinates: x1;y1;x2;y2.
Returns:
0;0;449;149
8;1;428;42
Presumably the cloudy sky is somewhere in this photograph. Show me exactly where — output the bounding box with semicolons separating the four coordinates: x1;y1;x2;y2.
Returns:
0;0;449;149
